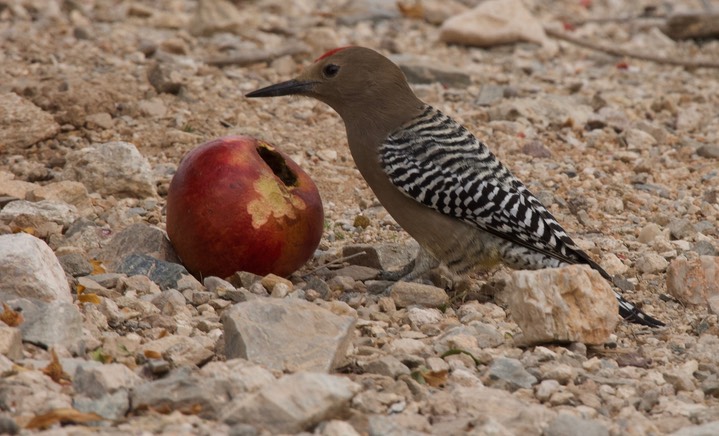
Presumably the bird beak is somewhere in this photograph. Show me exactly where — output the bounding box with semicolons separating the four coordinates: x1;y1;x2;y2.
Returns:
245;79;316;98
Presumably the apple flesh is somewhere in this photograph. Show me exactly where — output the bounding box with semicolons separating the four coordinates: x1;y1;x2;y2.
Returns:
166;136;324;278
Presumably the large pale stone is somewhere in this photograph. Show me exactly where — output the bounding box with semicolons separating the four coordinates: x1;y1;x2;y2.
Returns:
341;242;418;272
222;298;356;372
390;281;449;308
9;298;83;349
100;223;179;270
440;0;555;50
0;326;23;360
221;372;360;434
0;200;78;229
452;384;555;435
139;335;213;367
63;141;156;198
189;0;245;36
0;92;60;150
27;181;93;215
0;233;72;303
131;360;275;420
73;363;143;398
505;265;619;345
667;256;719;315
0;171;36;198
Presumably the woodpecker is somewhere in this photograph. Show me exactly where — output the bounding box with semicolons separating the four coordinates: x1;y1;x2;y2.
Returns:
246;46;664;327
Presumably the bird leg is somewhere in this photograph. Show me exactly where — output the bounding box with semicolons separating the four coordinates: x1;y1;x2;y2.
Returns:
378;246;440;282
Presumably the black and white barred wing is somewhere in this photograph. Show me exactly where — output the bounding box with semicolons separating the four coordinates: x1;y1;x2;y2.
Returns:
380;105;598;269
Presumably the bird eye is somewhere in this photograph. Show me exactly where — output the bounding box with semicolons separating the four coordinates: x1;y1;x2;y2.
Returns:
323;64;340;78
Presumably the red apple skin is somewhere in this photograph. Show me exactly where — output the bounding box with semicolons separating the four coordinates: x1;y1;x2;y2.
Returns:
166;136;324;278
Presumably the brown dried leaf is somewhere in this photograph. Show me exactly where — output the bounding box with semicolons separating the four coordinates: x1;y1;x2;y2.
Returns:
42;349;72;385
90;259;106;275
78;293;101;304
421;369;448;387
397;0;424;19
12;226;36;236
0;302;24;327
144;350;162;359
179;403;203;415
25;408;104;429
76;284;86;294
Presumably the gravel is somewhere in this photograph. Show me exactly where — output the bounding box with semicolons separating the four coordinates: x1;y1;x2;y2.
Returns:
0;0;718;434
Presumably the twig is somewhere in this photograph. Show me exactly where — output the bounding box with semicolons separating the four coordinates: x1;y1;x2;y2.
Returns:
565;15;666;26
544;27;719;69
301;251;367;278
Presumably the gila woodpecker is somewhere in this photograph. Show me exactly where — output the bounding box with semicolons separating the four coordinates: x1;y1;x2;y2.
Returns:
246;46;664;327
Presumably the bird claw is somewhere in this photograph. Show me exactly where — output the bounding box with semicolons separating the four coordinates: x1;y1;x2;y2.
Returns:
377;259;416;282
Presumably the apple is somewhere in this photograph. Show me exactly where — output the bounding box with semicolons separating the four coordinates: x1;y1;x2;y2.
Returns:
166;136;324;278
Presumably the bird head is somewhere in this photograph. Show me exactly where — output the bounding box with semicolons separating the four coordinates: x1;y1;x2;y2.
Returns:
246;46;423;133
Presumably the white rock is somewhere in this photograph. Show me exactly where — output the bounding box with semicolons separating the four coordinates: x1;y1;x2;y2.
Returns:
63;141;157;198
0;170;36;198
407;307;443;327
199;359;276;395
221;372;361;434
535;379;561;402
390;281;448;308
0;92;60;150
0;233;72;303
638;223;663;244
505;265;619;345
663;359;698;392
27;181;93;215
383;337;430;356
624;128;657;151
73;363;143;398
16;300;83;349
0;325;23;360
222;298;356;372
676;104;704;132
140;335;213;367
189;0;246;36
318;420;361;436
636;252;669;274
440;0;555;51
671;421;719;436
600;253;628;276
667;256;719;314
0;200;78;228
452;384;555;434
422;0;468;25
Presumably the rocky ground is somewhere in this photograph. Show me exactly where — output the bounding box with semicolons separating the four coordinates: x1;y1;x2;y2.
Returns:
1;0;719;434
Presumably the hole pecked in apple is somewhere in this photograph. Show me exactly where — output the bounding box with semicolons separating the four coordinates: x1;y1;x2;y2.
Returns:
257;144;298;187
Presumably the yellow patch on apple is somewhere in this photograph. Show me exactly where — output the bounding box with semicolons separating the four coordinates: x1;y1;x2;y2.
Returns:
247;174;307;229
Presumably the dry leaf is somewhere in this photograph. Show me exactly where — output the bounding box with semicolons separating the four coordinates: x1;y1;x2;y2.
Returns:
144;350;162;359
78;293;101;304
25;408;104;429
397;0;424;19
76;284;86;294
179;403;203;415
42;349;72;385
0;302;24;327
90;259;106;275
12;226;36;236
423;369;448;387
